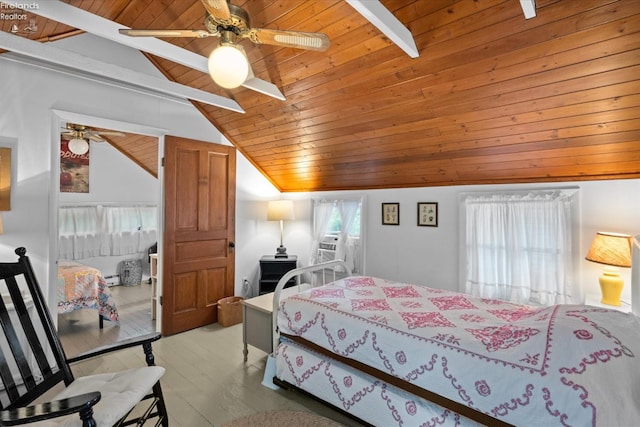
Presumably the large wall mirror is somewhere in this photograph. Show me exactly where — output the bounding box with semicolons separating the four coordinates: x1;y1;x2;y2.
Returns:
51;110;165;356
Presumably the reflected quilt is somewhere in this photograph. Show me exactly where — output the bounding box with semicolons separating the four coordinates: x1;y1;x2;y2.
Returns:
58;260;119;323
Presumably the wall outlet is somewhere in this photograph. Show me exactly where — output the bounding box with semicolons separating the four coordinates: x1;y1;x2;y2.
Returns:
241;277;251;298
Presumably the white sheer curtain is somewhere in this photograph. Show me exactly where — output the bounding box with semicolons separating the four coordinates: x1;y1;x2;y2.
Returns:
101;206;159;256
58;208;76;260
60;204;158;260
137;206;158;252
100;206;140;255
335;200;360;272
464;191;574;306
58;206;101;260
309;200;335;266
310;198;364;275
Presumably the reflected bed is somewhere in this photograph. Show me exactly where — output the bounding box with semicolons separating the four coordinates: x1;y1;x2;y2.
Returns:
58;260;119;328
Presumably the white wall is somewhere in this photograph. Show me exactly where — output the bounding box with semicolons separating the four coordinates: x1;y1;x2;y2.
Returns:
234;150;281;296
280;179;640;306
59;142;158;205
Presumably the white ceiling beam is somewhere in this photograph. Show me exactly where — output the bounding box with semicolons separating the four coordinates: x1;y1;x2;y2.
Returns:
520;0;536;19
0;30;245;113
346;0;419;58
243;66;285;101
30;1;285;100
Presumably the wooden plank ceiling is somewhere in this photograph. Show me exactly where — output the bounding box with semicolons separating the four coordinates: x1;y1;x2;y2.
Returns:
3;0;639;191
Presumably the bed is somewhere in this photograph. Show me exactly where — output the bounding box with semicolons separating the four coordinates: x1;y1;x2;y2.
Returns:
269;260;640;426
57;260;119;328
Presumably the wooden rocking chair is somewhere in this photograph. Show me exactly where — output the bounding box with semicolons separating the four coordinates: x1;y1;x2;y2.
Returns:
0;248;168;426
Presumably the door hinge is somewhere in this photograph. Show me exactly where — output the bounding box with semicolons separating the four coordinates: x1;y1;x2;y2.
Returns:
161;157;165;167
159;296;163;305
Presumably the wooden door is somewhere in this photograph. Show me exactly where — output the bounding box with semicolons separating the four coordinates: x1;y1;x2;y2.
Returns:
162;136;236;335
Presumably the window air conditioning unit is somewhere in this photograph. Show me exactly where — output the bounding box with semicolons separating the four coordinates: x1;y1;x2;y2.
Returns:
318;236;338;263
319;242;337;251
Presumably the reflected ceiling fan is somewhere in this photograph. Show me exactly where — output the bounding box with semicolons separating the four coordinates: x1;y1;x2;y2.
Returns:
119;0;330;89
61;123;125;155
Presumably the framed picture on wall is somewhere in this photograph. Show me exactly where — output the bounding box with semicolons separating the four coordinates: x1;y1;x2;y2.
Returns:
382;203;399;225
60;138;90;193
417;202;438;227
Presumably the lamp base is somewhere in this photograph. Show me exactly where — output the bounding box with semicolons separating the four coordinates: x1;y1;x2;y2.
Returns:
599;266;623;306
275;245;288;258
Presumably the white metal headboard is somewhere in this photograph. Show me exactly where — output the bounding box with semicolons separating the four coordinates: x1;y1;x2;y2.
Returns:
271;260;352;354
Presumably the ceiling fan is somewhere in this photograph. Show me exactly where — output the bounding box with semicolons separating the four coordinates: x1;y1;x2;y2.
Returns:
61;123;125;155
119;0;331;89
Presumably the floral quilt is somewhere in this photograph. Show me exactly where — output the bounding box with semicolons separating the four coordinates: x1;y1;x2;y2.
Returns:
277;276;640;426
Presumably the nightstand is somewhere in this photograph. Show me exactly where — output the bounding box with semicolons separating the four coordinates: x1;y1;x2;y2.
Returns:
258;255;297;295
242;284;310;361
584;293;631;313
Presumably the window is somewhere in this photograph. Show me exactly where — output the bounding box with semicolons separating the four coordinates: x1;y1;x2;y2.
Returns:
311;197;364;274
461;190;577;306
325;206;361;236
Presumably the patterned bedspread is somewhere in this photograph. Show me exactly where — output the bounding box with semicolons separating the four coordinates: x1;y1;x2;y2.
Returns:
57;260;119;323
277;276;640;426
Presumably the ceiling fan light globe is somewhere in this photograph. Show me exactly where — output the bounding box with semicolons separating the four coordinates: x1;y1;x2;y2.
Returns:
208;45;249;89
68;138;89;155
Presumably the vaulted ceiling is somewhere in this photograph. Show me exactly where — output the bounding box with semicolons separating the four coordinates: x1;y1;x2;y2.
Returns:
2;0;639;192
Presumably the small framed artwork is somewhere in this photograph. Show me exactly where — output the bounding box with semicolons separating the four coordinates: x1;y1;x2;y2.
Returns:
60;138;90;193
417;202;438;227
382;203;400;225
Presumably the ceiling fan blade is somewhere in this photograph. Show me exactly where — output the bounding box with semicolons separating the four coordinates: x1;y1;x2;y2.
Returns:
200;0;231;21
95;131;126;137
119;29;214;38
244;28;330;51
87;134;106;142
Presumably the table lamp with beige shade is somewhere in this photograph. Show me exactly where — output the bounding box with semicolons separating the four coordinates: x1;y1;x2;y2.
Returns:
585;231;632;306
267;200;295;258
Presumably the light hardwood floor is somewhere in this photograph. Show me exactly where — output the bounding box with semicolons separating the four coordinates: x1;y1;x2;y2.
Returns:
58;284;363;426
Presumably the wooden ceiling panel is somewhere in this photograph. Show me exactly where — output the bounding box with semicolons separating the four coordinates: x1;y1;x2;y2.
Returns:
4;0;638;191
104;132;159;178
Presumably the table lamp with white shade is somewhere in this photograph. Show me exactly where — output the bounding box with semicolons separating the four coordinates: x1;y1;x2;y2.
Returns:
267;200;295;258
585;231;632;306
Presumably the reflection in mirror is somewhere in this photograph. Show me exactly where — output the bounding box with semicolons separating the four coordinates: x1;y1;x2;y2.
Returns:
53;113;162;357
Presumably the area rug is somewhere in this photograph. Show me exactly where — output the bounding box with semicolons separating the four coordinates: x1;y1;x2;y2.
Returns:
222;410;346;427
